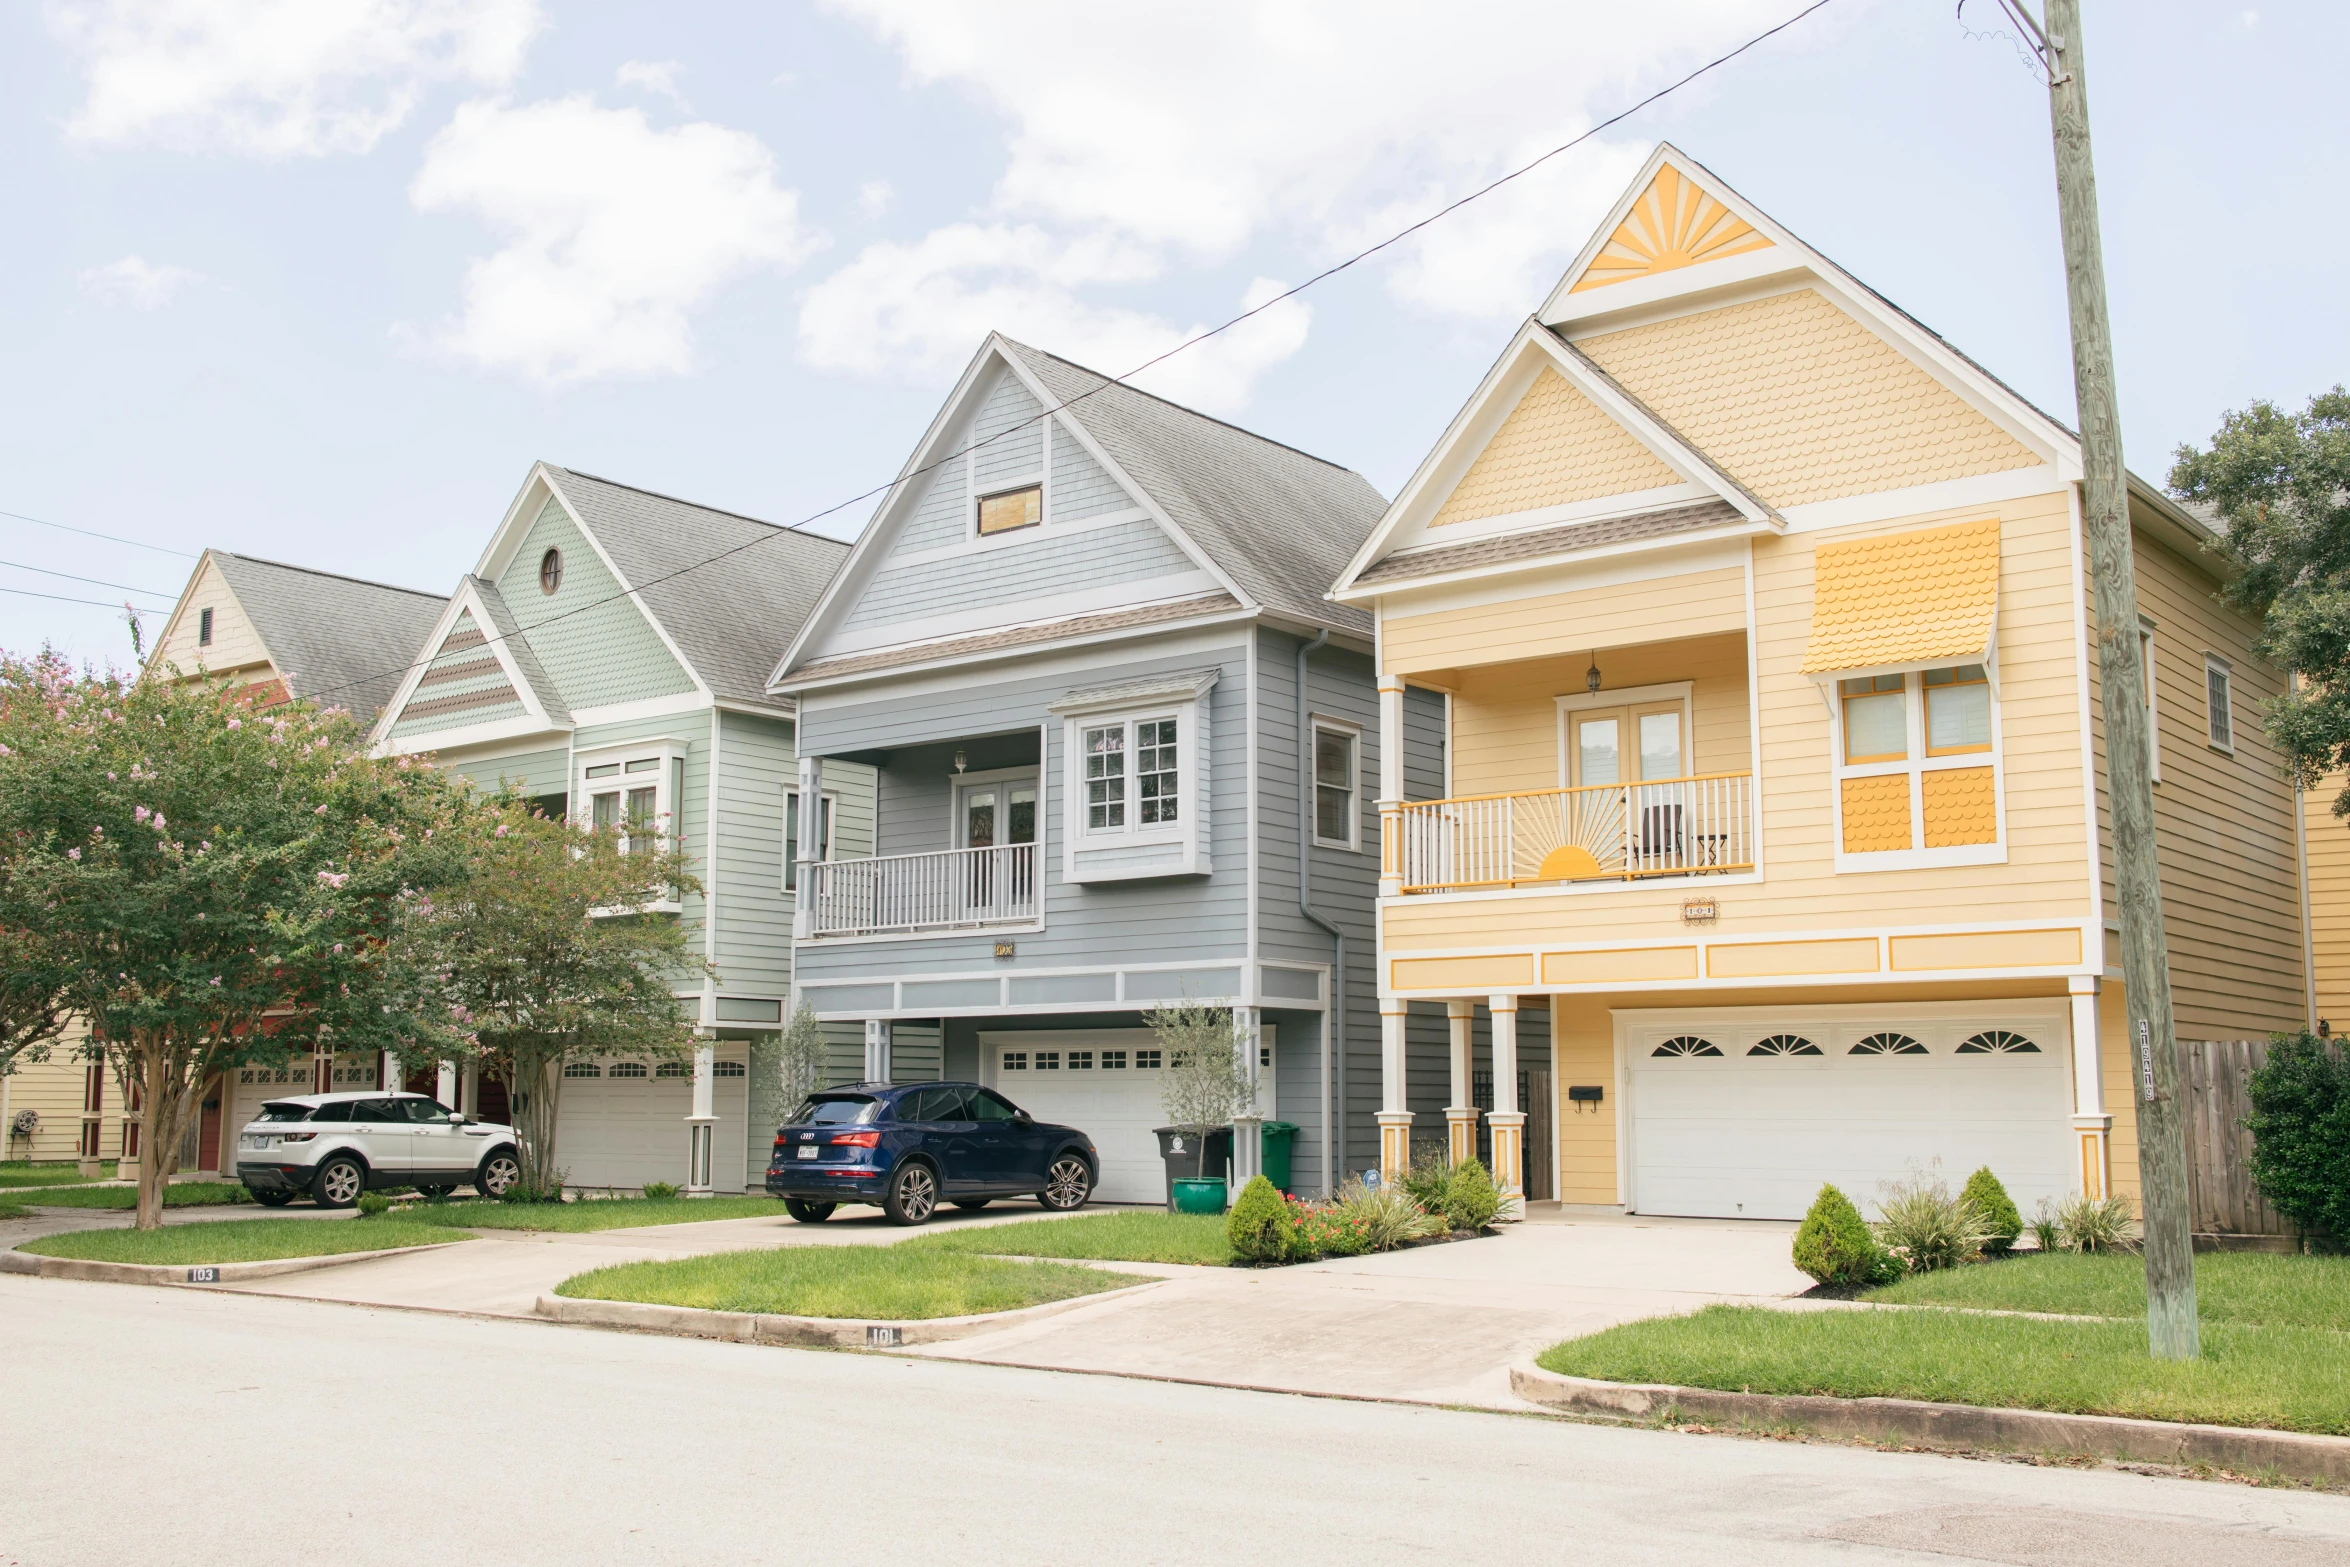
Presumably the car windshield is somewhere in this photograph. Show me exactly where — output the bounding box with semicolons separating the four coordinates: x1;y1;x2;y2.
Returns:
257;1103;315;1123
791;1095;877;1126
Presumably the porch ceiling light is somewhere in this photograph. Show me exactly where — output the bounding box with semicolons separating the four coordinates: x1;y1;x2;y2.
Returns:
1585;653;1602;694
953;749;967;774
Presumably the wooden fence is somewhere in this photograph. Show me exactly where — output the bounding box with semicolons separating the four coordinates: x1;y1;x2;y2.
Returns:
2181;1038;2298;1245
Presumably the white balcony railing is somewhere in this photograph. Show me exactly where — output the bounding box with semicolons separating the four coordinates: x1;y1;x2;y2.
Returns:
807;843;1039;937
1394;773;1753;894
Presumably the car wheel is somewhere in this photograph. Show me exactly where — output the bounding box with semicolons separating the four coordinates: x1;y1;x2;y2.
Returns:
882;1162;938;1226
250;1189;295;1208
784;1199;836;1223
476;1150;521;1199
951;1199;992;1211
1040;1155;1093;1212
313;1157;365;1209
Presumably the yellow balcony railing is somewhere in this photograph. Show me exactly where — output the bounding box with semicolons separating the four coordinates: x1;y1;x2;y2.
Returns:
1392;773;1753;893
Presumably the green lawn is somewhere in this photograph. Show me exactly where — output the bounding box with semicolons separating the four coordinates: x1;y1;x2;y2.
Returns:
0;1201;27;1222
555;1245;1146;1320
908;1210;1233;1266
0;1160;118;1189
1864;1250;2350;1330
21;1217;457;1267
1538;1304;2350;1436
408;1194;789;1233
20;1181;252;1209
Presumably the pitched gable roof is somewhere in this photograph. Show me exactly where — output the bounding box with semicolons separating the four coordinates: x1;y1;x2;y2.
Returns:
203;552;445;719
540;466;851;705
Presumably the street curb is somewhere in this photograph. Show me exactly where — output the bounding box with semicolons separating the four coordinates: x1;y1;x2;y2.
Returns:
1;1240;467;1286
1508;1362;2350;1486
536;1277;1160;1349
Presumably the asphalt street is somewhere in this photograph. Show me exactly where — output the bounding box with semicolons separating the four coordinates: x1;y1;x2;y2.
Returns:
5;1276;2348;1567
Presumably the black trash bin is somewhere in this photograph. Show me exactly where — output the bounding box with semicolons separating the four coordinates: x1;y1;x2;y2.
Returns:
1153;1125;1232;1212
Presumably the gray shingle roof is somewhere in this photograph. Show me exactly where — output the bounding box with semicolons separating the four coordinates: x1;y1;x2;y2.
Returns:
544;467;852;704
1356;499;1746;587
999;341;1387;635
466;575;570;725
205;553;446;720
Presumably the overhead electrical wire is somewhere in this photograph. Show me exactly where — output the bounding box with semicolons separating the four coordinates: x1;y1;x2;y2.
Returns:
0;556;178;602
2;584;166;614
243;0;1839;712
0;506;199;559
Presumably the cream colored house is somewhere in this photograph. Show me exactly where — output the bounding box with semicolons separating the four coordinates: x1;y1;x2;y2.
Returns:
1332;147;2308;1220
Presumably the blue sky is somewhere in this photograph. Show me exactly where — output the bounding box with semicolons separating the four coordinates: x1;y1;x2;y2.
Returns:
3;1;2341;668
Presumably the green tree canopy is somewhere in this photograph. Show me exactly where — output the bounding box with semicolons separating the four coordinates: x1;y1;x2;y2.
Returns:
2170;386;2350;810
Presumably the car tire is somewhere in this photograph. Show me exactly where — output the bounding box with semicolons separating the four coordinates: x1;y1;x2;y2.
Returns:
476;1149;521;1200
1039;1155;1093;1212
882;1161;938;1226
313;1157;365;1209
250;1189;295;1208
951;1199;992;1211
784;1199;836;1223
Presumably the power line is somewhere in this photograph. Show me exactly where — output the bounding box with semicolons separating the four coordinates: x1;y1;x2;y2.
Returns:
276;0;1839;713
0;556;178;603
1;584;166;615
0;507;200;560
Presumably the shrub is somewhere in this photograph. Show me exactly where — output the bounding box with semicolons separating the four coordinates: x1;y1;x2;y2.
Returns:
1226;1175;1290;1264
1873;1171;1992;1273
1442;1158;1501;1233
1791;1184;1899;1288
2028;1197;2062;1253
354;1192;392;1219
2244;1032;2350;1243
1397;1151;1453;1214
1291;1202;1371;1259
1335;1176;1446;1251
1961;1166;2022;1255
641;1181;679;1201
2055;1192;2137;1253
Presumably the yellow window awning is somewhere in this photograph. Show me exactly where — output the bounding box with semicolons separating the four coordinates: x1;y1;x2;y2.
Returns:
1802;517;2001;675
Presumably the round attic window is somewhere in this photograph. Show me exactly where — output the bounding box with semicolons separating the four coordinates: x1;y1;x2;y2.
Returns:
538;547;563;595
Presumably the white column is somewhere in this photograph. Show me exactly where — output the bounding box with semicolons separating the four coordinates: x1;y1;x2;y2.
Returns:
382;1052;401;1094
1445;999;1478;1168
435;1060;458;1108
792;753;823;941
1229;1006;1263;1202
460;1060;480;1118
1376;675;1406;899
1376;999;1411;1182
2068;975;2111;1200
684;1041;717;1195
863;1018;892;1084
1487;993;1524;1209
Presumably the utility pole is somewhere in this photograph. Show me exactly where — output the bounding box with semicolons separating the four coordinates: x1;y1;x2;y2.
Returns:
1999;0;2197;1358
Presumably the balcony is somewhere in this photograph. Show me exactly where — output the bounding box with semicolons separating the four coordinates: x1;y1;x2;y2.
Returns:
806;843;1039;937
1394;773;1753;894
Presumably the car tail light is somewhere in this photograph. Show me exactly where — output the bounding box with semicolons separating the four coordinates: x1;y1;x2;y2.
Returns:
279;1132;317;1143
833;1130;880;1148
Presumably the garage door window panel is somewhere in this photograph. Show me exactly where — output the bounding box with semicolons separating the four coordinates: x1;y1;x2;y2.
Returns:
1851;1031;1928;1056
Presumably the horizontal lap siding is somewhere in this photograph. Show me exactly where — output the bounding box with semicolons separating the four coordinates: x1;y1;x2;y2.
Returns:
893;454;970;559
2306;775;2350;1024
1384;566;1745;676
497;497;694;708
1054;422;1129;521
441;745;569;799
842;516;1201;633
715;711;795;999
1447;631;1748;799
151;558;268;680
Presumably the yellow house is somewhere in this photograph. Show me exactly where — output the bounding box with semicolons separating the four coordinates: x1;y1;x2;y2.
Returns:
1331;147;2309;1221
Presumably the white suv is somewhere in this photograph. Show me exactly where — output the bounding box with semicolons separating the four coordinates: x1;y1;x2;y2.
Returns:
236;1091;521;1208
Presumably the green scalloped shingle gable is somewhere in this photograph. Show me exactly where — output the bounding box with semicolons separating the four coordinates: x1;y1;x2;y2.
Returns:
496;495;696;710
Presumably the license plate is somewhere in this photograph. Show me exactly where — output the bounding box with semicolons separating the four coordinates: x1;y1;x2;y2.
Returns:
796;1145;819;1160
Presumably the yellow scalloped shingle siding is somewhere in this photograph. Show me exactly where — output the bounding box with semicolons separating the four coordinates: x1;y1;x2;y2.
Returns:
1577;288;2040;509
1430;368;1681;527
1802;517;2001;675
1569;164;1774;292
1922;766;1997;847
1841;774;1912;853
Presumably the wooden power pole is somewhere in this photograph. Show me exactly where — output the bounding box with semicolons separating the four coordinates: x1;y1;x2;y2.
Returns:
2014;0;2198;1358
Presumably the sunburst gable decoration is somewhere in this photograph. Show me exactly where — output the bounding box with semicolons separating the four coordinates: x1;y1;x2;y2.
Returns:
1570;164;1774;294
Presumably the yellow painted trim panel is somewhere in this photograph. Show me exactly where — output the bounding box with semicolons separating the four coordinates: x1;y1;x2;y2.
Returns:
1888;928;2082;972
1390;955;1536;992
1706;937;1881;979
1541;946;1700;985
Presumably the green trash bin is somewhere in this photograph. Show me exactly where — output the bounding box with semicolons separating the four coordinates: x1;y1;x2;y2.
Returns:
1259;1120;1298;1192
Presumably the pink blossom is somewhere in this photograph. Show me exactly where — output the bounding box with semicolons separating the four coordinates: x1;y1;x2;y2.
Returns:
332;943;344;954
314;804;327;815
134;805;150;824
66;847;80;861
209;977;221;987
227;718;241;729
316;871;349;889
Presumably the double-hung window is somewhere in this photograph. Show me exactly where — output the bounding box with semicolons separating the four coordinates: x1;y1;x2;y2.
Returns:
1084;716;1179;832
2205;654;2234;752
576;743;688;910
1054;670;1216;882
1831;664;2001;868
1311;720;1360;850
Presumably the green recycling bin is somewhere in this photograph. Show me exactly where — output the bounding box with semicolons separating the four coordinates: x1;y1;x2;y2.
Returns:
1259;1120;1298;1191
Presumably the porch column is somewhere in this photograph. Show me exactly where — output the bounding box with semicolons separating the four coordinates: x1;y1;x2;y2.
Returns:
1229;1006;1263;1201
684;1041;717;1195
435;1060;458;1108
2068;975;2111;1200
382;1051;401;1094
1487;994;1524;1209
792;754;823;940
1376;675;1406;899
460;1060;480;1118
863;1018;892;1084
1376;999;1411;1183
1445;1000;1478;1167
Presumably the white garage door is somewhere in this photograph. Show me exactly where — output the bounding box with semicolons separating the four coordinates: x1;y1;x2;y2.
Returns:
982;1029;1274;1206
554;1051;751;1193
1626;1009;2071;1221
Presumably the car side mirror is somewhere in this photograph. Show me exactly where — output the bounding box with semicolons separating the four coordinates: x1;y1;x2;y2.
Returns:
448;1111;467;1125
1015;1109;1032;1122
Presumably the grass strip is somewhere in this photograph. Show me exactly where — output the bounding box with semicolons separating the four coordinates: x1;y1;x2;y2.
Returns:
1539;1304;2350;1436
407;1194;789;1233
21;1217;457;1266
22;1182;253;1209
555;1245;1144;1320
0;1201;27;1222
1864;1250;2350;1330
0;1161;119;1189
907;1210;1232;1267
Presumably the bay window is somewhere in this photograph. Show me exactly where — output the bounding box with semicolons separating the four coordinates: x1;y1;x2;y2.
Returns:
1052;667;1217;882
1830;664;2002;870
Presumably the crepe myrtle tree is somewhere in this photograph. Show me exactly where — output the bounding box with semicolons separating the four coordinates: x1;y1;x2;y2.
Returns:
1146;997;1251;1180
0;650;473;1230
408;789;710;1197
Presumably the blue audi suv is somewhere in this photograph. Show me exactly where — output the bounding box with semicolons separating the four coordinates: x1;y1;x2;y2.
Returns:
764;1081;1098;1225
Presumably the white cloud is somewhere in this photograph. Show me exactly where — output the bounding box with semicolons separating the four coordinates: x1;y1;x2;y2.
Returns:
46;0;542;158
854;178;894;220
78;254;199;308
615;58;689;107
804;1;1820;403
403;95;822;384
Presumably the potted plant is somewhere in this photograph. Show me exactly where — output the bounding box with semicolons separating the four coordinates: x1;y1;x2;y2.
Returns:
1148;998;1249;1213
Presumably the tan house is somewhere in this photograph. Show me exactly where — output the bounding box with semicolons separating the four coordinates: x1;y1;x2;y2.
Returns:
1331;147;2309;1221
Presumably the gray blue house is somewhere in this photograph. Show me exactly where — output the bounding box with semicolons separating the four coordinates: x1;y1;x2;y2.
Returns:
769;337;1546;1200
370;463;855;1192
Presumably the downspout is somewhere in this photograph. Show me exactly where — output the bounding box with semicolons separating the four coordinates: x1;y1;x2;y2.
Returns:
1297;629;1345;1196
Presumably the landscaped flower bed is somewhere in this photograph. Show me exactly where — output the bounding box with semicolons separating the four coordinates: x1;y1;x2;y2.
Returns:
1225;1157;1503;1266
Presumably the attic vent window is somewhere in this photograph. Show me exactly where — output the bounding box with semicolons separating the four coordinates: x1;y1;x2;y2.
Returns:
197;607;213;646
539;547;563;595
977;484;1042;538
